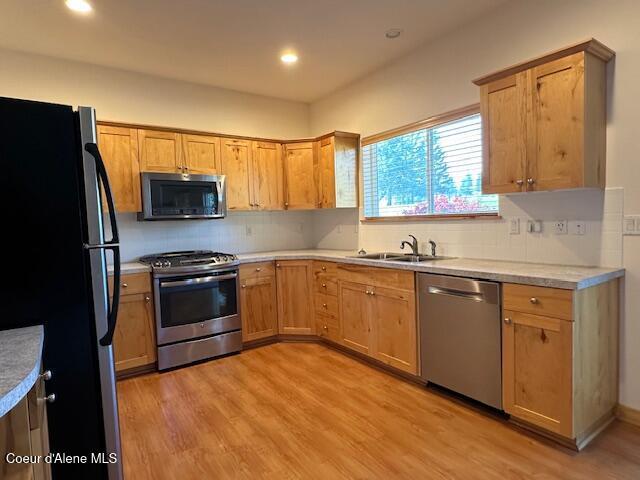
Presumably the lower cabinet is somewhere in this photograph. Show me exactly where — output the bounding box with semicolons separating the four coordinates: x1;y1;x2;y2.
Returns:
110;273;157;375
240;263;278;342
501;280;619;447
276;260;315;335
337;265;418;375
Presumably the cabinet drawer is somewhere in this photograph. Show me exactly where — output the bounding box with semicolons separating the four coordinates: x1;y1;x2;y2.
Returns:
338;263;414;291
316;312;340;343
239;262;276;281
314;278;337;296
315;293;338;317
108;272;151;297
503;283;573;321
313;261;338;278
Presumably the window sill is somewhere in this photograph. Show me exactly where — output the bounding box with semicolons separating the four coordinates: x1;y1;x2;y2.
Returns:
360;213;501;223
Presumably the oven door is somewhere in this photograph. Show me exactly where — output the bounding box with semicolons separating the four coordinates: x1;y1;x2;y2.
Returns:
155;269;240;345
140;172;226;220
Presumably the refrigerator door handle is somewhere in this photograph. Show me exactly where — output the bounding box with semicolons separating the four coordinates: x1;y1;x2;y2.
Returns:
84;142;121;347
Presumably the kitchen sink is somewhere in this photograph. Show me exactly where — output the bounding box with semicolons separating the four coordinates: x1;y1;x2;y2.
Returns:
349;252;404;260
388;255;450;262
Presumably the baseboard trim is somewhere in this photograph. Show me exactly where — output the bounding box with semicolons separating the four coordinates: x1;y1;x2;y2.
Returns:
116;362;157;380
617;404;640;428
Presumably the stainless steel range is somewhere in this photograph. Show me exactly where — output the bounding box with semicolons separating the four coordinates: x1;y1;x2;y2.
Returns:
139;250;242;370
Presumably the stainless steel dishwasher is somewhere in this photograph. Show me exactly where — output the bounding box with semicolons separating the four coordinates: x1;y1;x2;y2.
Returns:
418;273;502;409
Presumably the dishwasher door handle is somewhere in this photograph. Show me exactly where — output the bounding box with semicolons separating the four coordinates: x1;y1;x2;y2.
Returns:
427;286;485;302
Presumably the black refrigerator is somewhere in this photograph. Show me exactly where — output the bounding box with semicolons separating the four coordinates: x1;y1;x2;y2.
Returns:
1;97;123;479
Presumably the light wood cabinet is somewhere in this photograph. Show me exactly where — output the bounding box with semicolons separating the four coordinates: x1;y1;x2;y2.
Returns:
181;134;221;174
96;125;141;212
138;129;183;173
317;134;359;208
110;273;156;374
337;265;418;374
252;141;284;210
312;261;341;343
474;39;614;194
240;262;278;342
221;138;253;210
276;260;314;335
502;280;619;449
283;142;318;209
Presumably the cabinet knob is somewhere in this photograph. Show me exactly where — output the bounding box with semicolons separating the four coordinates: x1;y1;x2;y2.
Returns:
276;263;281;267
515;179;524;186
530;297;539;304
145;296;150;302
365;290;370;294
122;283;128;288
284;202;289;207
44;393;56;403
40;370;52;381
527;178;535;185
241;284;246;288
321;266;326;271
504;317;512;325
322;283;326;288
255;267;262;272
322;303;327;308
323;325;328;331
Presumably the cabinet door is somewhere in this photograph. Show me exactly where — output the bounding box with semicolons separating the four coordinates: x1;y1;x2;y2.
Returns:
276;260;314;335
240;276;278;342
138;129;182;173
252;141;284;210
113;293;157;372
480;73;527;194
502;310;573;437
221;138;253;210
283;142;318;209
371;286;417;374
182;134;220;174
97;125;141;212
338;281;371;355
318;136;336;208
527;53;585;191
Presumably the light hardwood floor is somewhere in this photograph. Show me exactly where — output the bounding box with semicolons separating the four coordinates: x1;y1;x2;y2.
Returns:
117;343;640;479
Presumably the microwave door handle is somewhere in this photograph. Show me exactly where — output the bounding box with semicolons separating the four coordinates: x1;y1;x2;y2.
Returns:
84;142;121;346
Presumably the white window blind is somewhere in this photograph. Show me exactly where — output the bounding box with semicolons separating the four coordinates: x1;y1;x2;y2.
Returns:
362;113;498;218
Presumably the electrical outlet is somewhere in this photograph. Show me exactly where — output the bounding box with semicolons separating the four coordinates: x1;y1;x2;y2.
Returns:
527;220;542;233
509;218;520;235
245;225;253;236
569;221;586;235
554;220;568;235
624;216;638;235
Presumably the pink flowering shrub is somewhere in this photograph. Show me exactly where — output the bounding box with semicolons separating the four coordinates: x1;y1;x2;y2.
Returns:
401;195;481;215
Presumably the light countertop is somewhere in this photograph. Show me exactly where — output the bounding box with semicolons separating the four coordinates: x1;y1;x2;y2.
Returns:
109;250;624;290
0;326;44;417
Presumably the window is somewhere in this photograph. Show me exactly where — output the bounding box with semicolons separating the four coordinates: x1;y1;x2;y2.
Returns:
362;109;498;218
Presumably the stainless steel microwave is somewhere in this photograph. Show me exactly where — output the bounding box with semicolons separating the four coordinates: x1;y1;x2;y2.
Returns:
139;172;226;220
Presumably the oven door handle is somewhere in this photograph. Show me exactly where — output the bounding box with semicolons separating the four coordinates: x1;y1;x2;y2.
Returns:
160;273;238;288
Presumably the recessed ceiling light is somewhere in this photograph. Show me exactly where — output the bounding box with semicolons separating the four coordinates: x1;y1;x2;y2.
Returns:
65;0;92;13
280;53;298;64
385;28;403;39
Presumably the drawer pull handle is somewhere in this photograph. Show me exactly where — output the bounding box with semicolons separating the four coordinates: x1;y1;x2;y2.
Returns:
276;264;281;267
122;283;128;288
255;267;262;272
504;317;512;325
145;296;150;302
40;370;52;381
515;179;524;186
530;297;539;304
44;393;56;404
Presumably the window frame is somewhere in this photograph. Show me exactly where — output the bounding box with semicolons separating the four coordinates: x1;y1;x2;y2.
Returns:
360;103;500;222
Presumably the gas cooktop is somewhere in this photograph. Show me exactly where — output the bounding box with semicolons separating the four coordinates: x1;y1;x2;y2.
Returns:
139;250;238;273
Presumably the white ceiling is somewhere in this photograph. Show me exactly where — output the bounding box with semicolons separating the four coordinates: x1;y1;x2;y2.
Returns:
0;0;507;102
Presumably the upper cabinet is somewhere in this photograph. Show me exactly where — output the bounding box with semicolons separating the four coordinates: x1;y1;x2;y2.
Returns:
474;39;614;194
138;129;183;173
97;125;141;212
221;138;253;210
317;133;359;208
283;141;318;209
181;134;221;175
252;141;284;210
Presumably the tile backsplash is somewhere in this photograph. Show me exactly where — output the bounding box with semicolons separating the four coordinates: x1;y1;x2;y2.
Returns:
112;188;623;268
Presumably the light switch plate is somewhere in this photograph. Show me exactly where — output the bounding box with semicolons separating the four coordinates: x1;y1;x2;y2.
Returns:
554;220;568;235
509;218;520;235
527;220;542;233
624;216;640;235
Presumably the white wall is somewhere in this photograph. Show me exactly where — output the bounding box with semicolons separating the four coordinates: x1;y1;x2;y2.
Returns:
0;48;310;139
309;0;640;409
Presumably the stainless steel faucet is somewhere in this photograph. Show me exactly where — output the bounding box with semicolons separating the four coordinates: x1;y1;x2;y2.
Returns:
400;235;419;255
428;239;437;257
